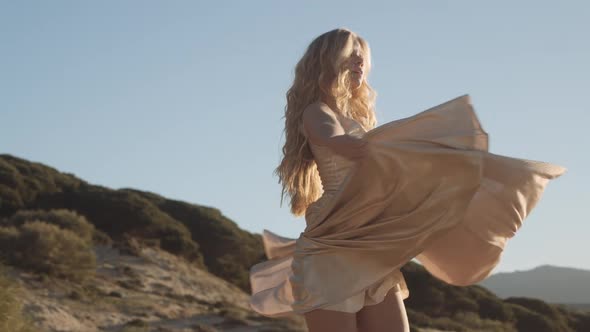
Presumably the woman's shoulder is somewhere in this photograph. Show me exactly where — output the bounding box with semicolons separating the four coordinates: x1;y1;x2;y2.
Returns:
302;102;342;129
301;101;347;142
303;101;338;119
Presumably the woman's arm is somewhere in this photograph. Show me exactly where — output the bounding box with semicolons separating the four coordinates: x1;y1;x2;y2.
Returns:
302;103;368;161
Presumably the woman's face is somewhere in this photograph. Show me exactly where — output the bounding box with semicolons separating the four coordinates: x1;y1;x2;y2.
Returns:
347;40;366;90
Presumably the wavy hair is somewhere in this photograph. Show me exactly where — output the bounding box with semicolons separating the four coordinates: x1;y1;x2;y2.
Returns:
274;28;378;217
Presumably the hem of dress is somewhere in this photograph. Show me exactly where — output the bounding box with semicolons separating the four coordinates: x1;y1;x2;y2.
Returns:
289;268;410;316
321;284;408;313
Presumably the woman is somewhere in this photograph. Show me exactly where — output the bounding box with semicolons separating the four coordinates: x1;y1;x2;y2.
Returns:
249;28;565;332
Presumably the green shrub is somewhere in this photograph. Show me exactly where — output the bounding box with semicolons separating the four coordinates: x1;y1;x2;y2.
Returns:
452;311;517;332
0;226;20;257
0;154;84;216
30;187;205;266
0;221;96;282
5;208;95;243
479;296;515;321
407;284;446;316
508;303;563;332
427;316;468;332
452;296;480;313
0;184;23;215
506;297;572;332
406;308;433;327
92;229;113;245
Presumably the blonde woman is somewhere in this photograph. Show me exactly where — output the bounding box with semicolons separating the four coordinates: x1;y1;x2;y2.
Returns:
249;28;565;332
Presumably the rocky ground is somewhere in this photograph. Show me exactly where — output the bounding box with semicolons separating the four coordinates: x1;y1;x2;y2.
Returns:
10;245;305;332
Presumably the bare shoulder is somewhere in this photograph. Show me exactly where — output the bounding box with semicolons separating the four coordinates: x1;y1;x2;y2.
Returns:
302;101;338;124
301;102;346;144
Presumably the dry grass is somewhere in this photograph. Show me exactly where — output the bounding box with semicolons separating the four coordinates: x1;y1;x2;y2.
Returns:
0;266;37;332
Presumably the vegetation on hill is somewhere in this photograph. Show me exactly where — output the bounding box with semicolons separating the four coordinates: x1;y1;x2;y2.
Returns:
0;209;102;281
402;262;590;331
0;154;262;291
0;265;36;332
120;188;265;292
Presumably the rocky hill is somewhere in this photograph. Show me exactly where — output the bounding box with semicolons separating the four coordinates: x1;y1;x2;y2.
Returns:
1;244;304;331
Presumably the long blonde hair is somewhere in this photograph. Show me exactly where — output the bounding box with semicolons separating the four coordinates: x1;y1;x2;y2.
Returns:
274;28;378;217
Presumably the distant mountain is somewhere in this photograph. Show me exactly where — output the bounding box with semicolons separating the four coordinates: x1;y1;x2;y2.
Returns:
479;265;590;305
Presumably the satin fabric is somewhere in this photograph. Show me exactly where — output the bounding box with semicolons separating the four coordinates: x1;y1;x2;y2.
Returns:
249;95;566;317
303;113;411;312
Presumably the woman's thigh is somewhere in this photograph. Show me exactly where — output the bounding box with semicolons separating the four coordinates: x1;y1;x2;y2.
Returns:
356;289;410;332
304;308;358;332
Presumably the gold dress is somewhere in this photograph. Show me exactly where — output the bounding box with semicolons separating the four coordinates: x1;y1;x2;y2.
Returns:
249;95;566;317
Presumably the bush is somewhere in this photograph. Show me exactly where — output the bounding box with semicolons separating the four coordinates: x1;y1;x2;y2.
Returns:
479;296;515;321
0;154;84;216
92;229;113;245
508;303;563;332
406;308;433;327
427;316;468;332
0;226;20;257
4;208;95;243
31;188;205;266
506;297;572;332
0;184;23;216
452;296;480;313
0;221;96;282
452;311;517;332
407;284;446;316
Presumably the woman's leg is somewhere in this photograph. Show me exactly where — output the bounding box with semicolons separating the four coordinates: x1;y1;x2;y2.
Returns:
304;308;358;332
356;289;410;332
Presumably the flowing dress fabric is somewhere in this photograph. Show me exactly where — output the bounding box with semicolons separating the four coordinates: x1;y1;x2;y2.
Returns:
249;95;566;317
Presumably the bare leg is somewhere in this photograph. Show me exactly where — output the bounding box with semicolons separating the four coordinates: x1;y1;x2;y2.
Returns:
304;308;358;332
356;289;410;332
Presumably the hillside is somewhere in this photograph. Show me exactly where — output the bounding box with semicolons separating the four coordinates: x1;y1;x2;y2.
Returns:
1;153;589;332
0;153;264;293
1;244;304;331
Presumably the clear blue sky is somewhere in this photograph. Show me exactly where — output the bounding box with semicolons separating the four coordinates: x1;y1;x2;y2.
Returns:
1;1;587;273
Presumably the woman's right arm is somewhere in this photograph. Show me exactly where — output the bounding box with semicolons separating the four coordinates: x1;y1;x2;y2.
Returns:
302;103;368;161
